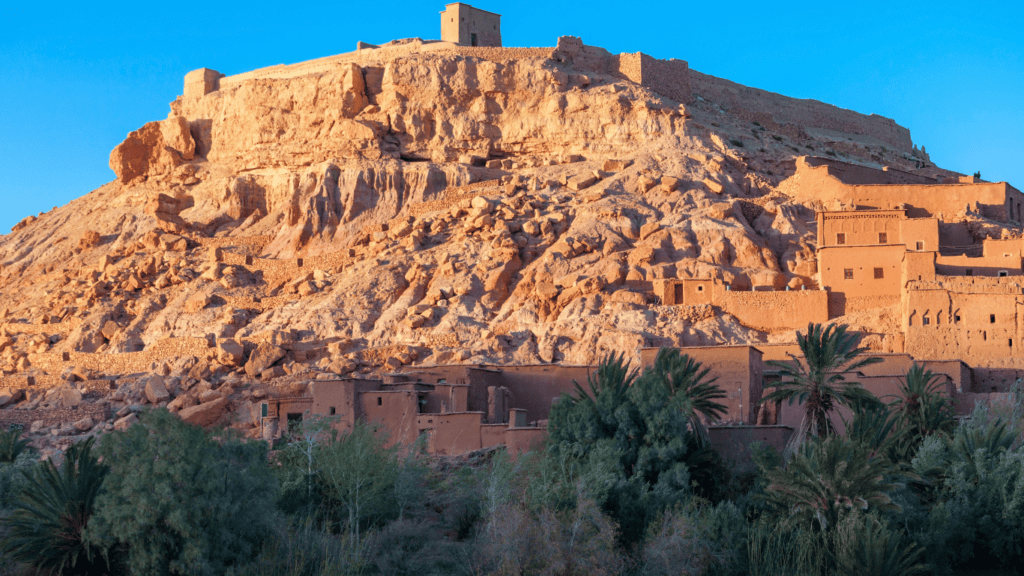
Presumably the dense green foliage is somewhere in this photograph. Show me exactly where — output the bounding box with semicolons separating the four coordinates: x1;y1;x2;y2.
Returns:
0;427;30;464
0;437;112;575
3;334;1024;575
87;409;279;576
548;350;728;545
762;322;882;452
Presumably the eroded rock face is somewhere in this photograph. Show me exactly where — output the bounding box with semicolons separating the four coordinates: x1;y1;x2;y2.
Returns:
109;116;195;184
0;37;962;447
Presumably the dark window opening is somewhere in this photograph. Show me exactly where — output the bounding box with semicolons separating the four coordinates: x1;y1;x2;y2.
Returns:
955;314;961;323
1000;271;1009;277
697;285;704;292
966;268;974;276
874;268;884;279
377;397;383;406
844;269;854;280
471;33;478;46
836;233;846;245
287;413;303;432
329;407;336;415
261;403;268;418
916;241;924;250
991;314;996;324
923;316;930;326
878;232;888;243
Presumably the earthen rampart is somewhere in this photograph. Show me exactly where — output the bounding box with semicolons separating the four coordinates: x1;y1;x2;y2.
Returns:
690;72;914;152
653;278;828;331
783;157;1023;222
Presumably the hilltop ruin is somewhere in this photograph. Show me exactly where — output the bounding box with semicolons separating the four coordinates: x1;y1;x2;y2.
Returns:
0;5;1017;458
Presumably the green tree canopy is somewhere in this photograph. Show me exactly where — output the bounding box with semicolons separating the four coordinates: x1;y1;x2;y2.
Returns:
86;409;279;576
762;322;883;453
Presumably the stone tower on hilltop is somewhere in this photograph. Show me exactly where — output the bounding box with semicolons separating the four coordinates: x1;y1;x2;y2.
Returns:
440;3;502;47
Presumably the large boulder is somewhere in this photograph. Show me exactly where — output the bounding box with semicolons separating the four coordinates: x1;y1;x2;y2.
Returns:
245;343;286;377
143;375;171;404
216;339;244;367
178;396;229;427
108;116;195;184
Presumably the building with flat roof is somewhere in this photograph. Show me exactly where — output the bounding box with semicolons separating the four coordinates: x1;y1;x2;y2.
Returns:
440;3;501;47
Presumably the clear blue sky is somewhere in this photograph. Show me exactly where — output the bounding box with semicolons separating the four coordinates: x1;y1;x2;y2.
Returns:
2;1;1020;233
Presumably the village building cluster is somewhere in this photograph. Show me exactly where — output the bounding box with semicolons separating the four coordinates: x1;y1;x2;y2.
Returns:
260;153;1024;459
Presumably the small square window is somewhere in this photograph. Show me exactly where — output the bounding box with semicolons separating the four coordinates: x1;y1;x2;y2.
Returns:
923;316;930;325
966;269;974;276
991;314;996;324
844;269;854;280
955;315;961;323
1000;271;1008;277
697;285;704;292
836;233;846;245
874;268;884;279
329;407;336;415
916;241;924;250
878;232;888;243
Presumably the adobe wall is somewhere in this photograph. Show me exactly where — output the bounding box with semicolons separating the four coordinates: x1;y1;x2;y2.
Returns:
781;158;1022;222
653;279;828;331
817;210;906;247
494;364;593;422
640;346;763;424
689;73;915;152
361;390;420;447
417;411;485;455
903;281;1024;363
802;156;935;185
818;244;905;298
708;425;793;465
0;404;108;430
714;289;829;332
554;37;693;105
935;253;1023;277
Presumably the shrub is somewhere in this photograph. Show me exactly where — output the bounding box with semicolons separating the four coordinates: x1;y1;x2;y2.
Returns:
729;139;745;148
86;409;279;576
0;437;113;575
833;512;926;576
226;519;361;576
317;420;403;545
0;428;29;464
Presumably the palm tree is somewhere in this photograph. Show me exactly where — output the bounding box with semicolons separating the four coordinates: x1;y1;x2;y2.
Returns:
889;363;956;454
0;427;30;463
763;434;900;532
0;437;113;574
641;347;728;445
568;351;640;438
762;322;882;454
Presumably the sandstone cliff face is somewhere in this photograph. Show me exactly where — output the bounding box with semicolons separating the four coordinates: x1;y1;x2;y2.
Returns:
0;36;977;427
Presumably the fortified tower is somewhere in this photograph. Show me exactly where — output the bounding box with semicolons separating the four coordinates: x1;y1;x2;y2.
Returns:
440;3;502;47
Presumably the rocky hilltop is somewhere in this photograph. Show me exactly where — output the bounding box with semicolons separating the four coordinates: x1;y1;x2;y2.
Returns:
0;35;992;450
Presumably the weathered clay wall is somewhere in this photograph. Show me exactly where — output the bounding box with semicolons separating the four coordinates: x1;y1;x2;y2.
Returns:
708;425;793;465
903;282;1024;363
640;345;763;424
935;253;1023;277
689;74;915;151
803;156;935;185
817;210;905;247
714;289;829;332
782;158;1022;222
819;244;904;298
